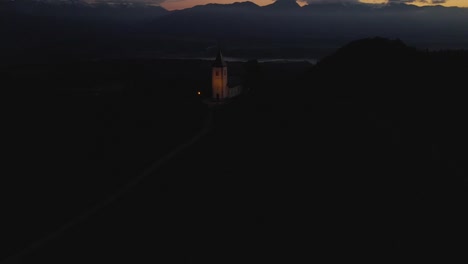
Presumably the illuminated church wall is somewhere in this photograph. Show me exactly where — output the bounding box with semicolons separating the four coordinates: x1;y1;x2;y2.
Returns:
211;50;242;101
212;66;228;100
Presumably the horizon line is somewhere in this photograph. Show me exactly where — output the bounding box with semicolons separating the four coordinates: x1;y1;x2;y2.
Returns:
159;1;466;12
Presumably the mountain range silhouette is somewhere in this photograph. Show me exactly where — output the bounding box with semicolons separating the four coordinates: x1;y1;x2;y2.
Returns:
1;0;468;63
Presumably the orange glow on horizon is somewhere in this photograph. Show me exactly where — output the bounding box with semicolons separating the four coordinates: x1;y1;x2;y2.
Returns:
161;0;468;11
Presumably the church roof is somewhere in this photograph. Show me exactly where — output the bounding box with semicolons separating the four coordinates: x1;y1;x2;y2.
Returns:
212;50;227;67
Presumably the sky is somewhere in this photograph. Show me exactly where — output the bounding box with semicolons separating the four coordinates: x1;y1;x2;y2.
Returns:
157;0;468;10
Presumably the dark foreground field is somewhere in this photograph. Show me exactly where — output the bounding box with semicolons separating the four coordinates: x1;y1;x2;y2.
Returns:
2;38;467;263
1;59;212;260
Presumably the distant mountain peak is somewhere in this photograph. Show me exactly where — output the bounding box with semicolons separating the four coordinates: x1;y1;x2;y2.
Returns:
190;1;260;11
230;1;260;7
264;0;301;9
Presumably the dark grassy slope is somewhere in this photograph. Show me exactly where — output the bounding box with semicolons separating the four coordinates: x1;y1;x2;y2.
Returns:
1;59;210;260
297;37;468;257
3;38;467;263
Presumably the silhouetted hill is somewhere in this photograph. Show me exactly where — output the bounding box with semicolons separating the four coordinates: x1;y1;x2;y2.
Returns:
291;37;468;259
301;1;377;11
314;37;427;87
263;0;301;10
310;37;466;99
317;37;419;68
302;36;468;157
187;1;261;11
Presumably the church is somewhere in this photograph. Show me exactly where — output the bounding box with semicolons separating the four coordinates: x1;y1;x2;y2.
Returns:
211;50;242;101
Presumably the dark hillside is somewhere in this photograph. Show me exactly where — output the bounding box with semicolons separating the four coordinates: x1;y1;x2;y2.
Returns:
1;38;467;263
293;37;468;257
1;59;209;260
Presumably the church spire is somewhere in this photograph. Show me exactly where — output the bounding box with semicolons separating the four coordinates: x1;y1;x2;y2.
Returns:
212;49;227;67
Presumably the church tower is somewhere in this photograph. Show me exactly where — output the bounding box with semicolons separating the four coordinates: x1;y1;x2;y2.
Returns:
212;50;228;101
